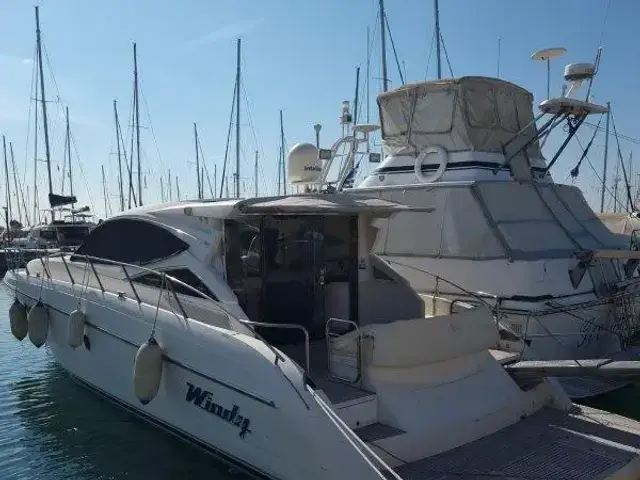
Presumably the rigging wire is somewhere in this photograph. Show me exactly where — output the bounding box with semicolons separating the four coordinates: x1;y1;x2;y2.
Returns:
383;12;405;85
575;135;628;213
440;31;454;77
219;79;237;198
424;30;436;80
241;65;270;196
609;109;634;211
42;42;95;213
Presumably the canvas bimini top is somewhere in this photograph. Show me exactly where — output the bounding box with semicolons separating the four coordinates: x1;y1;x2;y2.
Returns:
377;76;541;158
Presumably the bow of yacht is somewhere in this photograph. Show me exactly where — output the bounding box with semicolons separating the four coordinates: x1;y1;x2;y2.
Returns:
5;194;640;479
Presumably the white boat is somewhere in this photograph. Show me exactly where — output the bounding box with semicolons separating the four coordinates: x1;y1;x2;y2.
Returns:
6;192;640;479
308;71;640;399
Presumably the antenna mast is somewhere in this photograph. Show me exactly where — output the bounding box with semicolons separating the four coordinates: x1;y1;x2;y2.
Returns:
35;6;53;218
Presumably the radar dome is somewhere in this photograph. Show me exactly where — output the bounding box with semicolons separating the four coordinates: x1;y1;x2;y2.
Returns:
287;143;322;184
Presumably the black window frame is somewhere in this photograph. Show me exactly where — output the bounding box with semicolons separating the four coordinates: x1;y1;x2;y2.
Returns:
71;218;189;265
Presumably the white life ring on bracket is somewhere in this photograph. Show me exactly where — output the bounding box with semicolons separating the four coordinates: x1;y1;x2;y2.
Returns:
414;146;448;184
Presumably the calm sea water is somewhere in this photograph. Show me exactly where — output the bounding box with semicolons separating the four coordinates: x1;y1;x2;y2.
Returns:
0;285;248;480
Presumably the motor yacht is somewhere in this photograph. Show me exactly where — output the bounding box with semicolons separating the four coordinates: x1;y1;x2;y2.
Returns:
6;192;640;479
314;71;640;399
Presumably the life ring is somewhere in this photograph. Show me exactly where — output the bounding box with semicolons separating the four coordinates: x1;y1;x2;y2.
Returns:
414;145;448;184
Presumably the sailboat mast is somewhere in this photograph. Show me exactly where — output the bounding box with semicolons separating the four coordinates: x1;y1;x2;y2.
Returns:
113;100;125;211
435;0;442;79
378;0;389;92
254;150;258;197
33;65;38;225
35;6;53;215
133;42;142;206
3;136;11;223
101;164;108;217
194;122;201;199
234;38;241;198
600;102;611;213
279;109;286;195
65;106;74;209
9;142;24;225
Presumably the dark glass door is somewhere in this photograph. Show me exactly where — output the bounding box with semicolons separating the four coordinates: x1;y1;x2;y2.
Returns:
261;215;325;343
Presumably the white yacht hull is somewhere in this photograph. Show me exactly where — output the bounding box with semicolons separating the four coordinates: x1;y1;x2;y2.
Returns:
5;270;381;480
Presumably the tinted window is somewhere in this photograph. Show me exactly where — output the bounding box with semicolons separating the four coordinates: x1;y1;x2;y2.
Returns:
133;268;217;300
73;218;188;265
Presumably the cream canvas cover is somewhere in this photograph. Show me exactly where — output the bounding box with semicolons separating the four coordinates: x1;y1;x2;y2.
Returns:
377;76;540;160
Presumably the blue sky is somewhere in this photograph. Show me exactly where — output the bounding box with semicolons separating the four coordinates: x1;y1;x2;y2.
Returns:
0;0;638;220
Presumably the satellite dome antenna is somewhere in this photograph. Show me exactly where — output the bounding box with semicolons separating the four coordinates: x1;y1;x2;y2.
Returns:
531;47;567;99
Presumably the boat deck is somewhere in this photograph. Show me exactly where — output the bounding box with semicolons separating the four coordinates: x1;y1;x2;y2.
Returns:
392;405;640;480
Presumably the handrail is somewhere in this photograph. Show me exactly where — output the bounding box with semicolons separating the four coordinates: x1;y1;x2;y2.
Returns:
237;320;309;371
326;317;361;384
13;249;311;407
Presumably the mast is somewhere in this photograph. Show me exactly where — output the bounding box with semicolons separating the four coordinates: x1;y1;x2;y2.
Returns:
194;122;201;199
101;164;108;217
600;101;610;213
35;6;53;216
3;136;11;224
234;39;241;198
214;164;217;199
353;66;360;126
378;0;389;92
33;60;38;225
9;142;24;225
133;42;142;206
65;106;74;208
254;150;258;197
435;0;442;79
279;109;286;195
176;177;181;201
628;152;634;211
113;100;125;211
168;169;172;201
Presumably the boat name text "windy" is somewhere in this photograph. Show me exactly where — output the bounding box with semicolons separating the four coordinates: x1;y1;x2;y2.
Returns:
185;382;252;438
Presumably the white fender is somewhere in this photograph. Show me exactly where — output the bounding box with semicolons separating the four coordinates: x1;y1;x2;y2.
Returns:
414;145;448;184
9;299;28;341
27;301;49;348
68;309;86;348
133;337;164;405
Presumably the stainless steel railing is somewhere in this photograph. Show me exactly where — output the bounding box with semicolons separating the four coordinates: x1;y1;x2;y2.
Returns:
9;249;314;408
326;317;361;384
